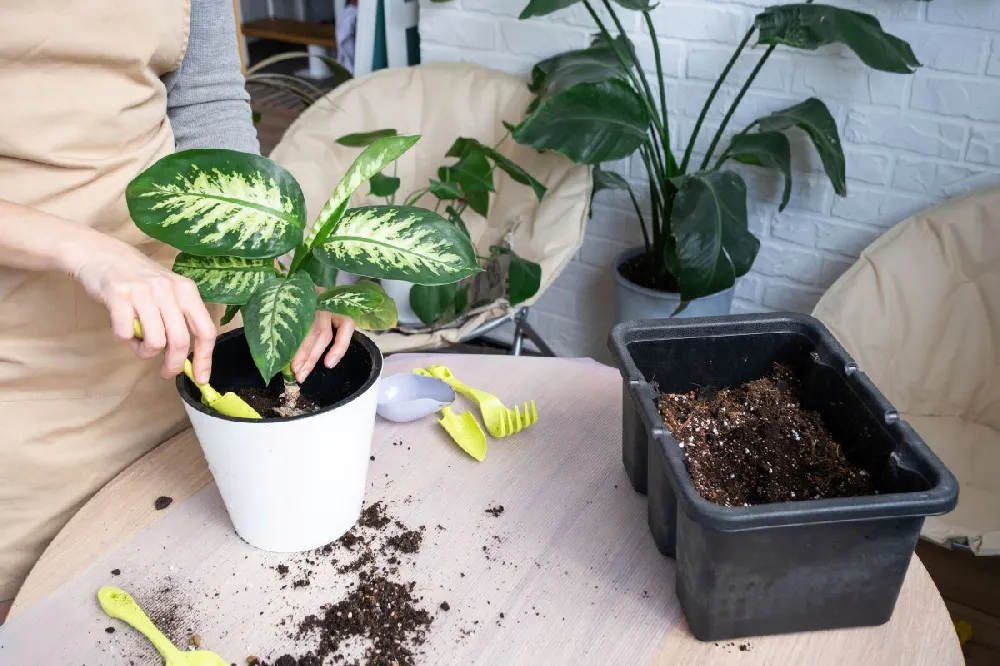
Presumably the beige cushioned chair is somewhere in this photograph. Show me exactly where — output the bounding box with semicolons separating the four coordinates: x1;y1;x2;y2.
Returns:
813;187;1000;555
269;62;591;354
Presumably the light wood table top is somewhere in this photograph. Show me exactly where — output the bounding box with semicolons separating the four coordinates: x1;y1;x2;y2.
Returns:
10;355;963;665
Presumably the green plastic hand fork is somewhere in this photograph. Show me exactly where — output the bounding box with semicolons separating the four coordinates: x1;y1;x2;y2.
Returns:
422;365;538;438
97;586;229;666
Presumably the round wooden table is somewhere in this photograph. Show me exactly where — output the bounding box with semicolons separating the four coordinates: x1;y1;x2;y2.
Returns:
8;355;963;665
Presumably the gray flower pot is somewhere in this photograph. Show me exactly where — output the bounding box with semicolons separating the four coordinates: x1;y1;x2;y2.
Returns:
613;247;734;323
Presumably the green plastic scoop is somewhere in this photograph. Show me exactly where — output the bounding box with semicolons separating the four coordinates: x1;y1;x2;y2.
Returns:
132;320;261;419
98;586;229;666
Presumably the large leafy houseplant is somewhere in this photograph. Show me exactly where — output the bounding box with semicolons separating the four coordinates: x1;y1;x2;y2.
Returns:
334;130;546;327
126;135;480;409
510;1;919;310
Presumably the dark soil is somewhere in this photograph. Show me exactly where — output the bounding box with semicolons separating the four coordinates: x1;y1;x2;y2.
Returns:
618;252;680;293
297;572;432;665
386;529;423;554
259;501;433;666
110;568;121;576
358;502;391;530
485;505;505;518
237;386;321;419
153;496;173;511
657;363;875;507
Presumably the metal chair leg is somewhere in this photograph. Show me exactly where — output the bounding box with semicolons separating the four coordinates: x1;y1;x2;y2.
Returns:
511;308;556;357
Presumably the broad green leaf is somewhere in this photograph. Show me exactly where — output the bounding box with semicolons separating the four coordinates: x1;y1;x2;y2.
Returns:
369;173;401;198
299;252;339;288
507;253;542;306
454;284;470;314
172;253;275;305
335;129;399;147
593;167;632;193
670;171;759;301
752;99;846;197
520;0;581;19
429;179;463;200
722;132;793;211
314;206;481;285
529;34;634;99
126;149;306;259
221;304;241;326
446;138;547;201
444;151;494;217
756;5;919;74
318;280;398;330
410;283;457;326
307;134;421;247
242;272;318;383
511;80;650;164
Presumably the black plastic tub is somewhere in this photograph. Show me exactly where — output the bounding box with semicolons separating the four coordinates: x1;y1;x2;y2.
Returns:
609;313;958;642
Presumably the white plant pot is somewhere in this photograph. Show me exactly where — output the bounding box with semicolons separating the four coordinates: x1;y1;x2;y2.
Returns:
178;328;383;552
380;279;423;326
613;247;735;323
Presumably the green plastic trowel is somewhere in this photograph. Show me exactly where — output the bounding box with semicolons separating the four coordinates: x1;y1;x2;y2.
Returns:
133;320;261;419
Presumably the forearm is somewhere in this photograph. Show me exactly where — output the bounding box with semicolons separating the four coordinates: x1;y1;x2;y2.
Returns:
0;199;118;275
164;0;259;154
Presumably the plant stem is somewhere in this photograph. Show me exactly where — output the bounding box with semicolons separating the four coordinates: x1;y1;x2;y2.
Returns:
582;1;669;174
404;187;430;206
642;12;677;176
700;43;775;171
639;144;663;250
281;365;297;385
681;27;755;174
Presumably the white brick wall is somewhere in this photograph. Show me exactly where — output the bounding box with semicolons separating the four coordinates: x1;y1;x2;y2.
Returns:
418;0;1000;360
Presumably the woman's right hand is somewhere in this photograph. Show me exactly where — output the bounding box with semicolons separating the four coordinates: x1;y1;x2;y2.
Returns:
63;236;216;384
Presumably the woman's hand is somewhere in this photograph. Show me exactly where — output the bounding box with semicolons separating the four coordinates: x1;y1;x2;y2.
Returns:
289;310;356;383
63;237;217;383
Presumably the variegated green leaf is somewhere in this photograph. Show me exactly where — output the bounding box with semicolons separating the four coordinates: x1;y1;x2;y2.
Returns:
305;135;421;248
318;280;398;330
242;272;318;383
172;253;275;305
126;149;306;259
313;206;481;286
221;304;241;326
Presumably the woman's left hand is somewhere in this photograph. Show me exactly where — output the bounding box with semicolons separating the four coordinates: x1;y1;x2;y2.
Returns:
290;310;356;383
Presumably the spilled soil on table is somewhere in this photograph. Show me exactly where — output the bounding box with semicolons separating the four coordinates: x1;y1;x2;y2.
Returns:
256;501;433;666
658;363;875;507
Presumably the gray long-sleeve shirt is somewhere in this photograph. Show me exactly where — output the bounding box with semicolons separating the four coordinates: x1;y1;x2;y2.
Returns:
163;0;261;156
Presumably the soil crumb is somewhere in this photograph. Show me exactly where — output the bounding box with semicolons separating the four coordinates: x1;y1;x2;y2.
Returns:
359;501;391;529
386;529;423;554
110;568;121;576
153;496;173;511
658;363;875;507
485;505;505;517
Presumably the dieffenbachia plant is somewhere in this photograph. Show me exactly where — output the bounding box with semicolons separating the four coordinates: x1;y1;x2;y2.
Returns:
510;0;920;309
125;135;481;385
335;130;546;327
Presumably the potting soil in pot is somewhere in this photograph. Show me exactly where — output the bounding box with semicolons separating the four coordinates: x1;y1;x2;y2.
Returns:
232;340;373;418
657;363;875;507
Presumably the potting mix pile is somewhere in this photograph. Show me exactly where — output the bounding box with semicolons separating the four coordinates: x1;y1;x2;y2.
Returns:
254;501;433;666
657;363;876;507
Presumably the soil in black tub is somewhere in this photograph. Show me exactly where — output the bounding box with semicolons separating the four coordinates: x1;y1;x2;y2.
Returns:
658;363;875;507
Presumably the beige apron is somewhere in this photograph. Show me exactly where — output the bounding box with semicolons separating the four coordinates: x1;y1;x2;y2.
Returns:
0;0;195;600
